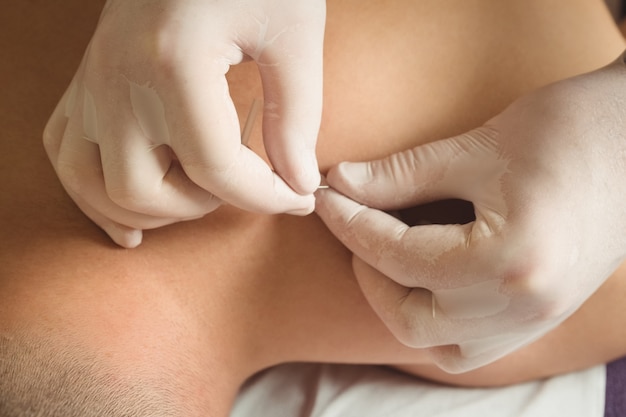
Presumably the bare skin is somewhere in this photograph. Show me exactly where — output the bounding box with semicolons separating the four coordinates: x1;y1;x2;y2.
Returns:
1;0;626;415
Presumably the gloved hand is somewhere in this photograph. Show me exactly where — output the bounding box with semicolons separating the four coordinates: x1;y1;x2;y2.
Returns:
316;53;626;373
44;0;325;248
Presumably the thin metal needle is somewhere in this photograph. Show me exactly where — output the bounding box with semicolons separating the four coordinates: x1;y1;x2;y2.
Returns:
241;98;262;146
243;99;328;192
432;293;436;319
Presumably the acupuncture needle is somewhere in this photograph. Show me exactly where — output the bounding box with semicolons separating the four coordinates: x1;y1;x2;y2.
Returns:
241;98;262;147
432;293;436;319
241;98;328;191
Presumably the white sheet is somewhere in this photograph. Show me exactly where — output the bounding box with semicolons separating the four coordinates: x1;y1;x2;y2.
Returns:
232;363;605;417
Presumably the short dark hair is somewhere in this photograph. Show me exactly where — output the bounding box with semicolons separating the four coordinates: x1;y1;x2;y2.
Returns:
0;330;187;417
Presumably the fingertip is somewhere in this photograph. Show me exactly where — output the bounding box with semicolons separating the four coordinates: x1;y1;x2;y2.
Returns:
286;206;314;216
109;227;143;249
327;161;371;197
427;346;473;374
313;186;362;227
313;185;335;214
285;194;315;216
334;160;368;180
296;165;322;195
256;169;316;215
62;185;147;249
277;149;321;195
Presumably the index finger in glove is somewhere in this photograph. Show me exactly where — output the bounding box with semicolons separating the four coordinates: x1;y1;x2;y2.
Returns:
163;62;315;215
254;6;325;195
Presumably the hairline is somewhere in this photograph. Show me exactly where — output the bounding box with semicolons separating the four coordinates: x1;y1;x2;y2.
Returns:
0;328;190;417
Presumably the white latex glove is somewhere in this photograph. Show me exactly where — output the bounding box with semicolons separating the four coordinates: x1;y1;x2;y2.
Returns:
44;0;325;248
316;53;626;373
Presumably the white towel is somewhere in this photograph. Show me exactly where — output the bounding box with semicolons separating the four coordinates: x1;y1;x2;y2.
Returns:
232;363;605;417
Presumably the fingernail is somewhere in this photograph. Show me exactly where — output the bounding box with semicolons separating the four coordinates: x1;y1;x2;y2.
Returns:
287;205;314;216
286;197;315;216
110;227;143;249
294;152;321;194
336;161;371;185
